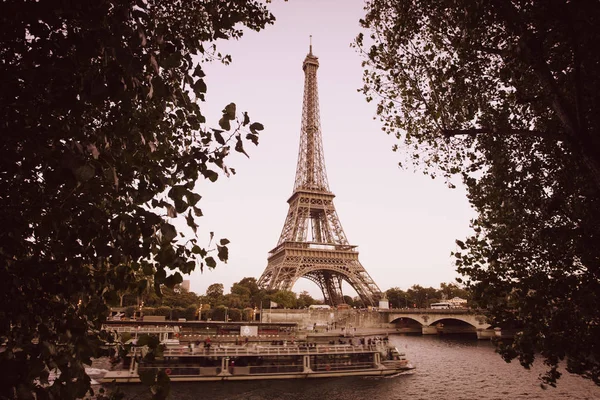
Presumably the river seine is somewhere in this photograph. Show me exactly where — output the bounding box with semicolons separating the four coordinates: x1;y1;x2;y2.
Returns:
116;335;600;400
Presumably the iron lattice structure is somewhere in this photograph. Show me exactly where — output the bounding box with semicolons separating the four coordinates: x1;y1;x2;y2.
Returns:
258;45;381;306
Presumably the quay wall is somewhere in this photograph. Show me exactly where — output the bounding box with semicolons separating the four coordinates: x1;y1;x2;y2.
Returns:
260;309;492;337
261;309;388;329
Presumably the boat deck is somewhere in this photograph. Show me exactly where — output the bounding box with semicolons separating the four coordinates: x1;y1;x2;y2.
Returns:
163;343;385;357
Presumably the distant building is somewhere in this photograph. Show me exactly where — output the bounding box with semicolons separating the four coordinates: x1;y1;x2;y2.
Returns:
447;297;468;308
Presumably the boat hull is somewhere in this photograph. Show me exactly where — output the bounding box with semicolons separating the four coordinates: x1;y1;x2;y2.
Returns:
101;366;413;383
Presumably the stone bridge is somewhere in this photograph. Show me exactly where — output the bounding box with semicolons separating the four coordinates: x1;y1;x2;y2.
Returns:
380;309;494;339
262;308;495;339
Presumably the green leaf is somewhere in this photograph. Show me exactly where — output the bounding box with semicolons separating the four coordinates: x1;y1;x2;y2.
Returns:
193;65;205;78
161;223;177;242
73;165;95;182
193;79;207;96
203;170;218;182
249;122;264;134
219;238;230;245
246;133;259;145
186;192;202;206
163;53;182;68
218;116;231;131
174;198;188;213
235;136;249;158
205;256;216;269
186;210;197;233
168;185;186;201
180;261;196;274
217;244;229;262
164;272;183;288
214;130;225;145
222;103;236;120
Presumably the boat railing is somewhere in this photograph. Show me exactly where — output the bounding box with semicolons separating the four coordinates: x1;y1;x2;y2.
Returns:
139;362;305;376
161;343;381;357
103;326;179;334
139;357;375;376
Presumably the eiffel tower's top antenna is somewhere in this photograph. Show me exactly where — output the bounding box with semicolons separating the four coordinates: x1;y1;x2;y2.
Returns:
296;37;329;192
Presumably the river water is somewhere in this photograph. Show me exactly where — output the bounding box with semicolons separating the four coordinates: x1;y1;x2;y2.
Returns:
113;335;600;400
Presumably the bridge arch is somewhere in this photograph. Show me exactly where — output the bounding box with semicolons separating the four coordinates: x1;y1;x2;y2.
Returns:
389;316;422;325
388;316;425;334
426;316;491;330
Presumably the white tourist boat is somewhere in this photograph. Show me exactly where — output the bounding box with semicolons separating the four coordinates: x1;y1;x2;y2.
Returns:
101;341;414;383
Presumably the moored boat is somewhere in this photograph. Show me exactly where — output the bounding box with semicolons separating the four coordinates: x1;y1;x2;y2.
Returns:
101;341;414;383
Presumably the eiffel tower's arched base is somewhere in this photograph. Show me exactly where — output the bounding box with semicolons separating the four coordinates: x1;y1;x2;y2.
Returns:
258;242;381;306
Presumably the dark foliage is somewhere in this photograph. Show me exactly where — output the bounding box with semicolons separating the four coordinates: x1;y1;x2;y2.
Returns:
0;1;273;398
358;0;600;386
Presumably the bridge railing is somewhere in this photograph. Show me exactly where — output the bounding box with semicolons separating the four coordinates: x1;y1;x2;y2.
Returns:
381;308;474;313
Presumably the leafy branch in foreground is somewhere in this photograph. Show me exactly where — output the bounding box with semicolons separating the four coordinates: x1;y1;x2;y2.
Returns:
357;0;600;386
0;1;273;399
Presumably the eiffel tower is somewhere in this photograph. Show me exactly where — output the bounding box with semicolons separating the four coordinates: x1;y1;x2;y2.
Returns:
258;42;382;306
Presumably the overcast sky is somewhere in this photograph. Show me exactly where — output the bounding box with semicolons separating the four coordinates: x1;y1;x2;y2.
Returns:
182;0;475;300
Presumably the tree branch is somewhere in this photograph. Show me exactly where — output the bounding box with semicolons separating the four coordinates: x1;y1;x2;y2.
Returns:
491;0;600;188
441;128;564;141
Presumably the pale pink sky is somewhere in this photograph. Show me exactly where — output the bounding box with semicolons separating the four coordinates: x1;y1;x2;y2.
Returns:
179;0;475;299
